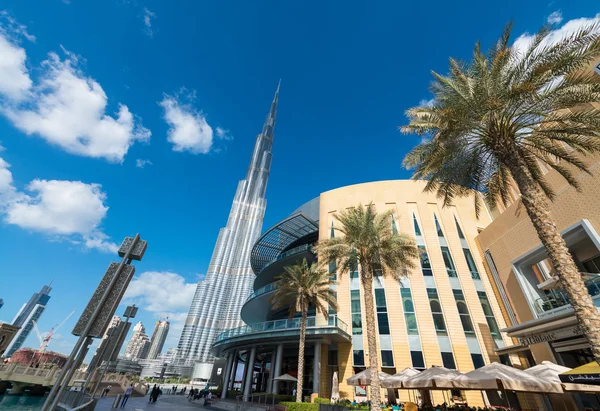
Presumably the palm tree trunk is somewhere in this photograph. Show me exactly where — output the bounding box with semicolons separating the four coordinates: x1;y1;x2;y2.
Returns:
297;304;307;403
361;266;382;411
505;150;600;363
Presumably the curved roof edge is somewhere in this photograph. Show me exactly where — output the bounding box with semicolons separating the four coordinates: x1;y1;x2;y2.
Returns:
250;213;319;275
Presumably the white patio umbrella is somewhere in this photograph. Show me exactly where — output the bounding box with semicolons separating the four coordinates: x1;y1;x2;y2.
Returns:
346;369;391;386
331;371;340;402
403;366;461;389
274;373;298;382
526;361;600;393
453;362;562;393
381;368;421;389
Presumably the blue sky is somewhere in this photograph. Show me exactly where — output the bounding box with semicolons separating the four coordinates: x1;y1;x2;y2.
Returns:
0;0;598;359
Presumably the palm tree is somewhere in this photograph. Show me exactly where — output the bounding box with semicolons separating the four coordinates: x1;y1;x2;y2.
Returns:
270;258;338;403
401;23;600;361
316;204;418;411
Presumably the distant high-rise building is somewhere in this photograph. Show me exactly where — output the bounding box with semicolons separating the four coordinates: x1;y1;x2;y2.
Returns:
89;315;131;369
124;321;150;360
5;284;52;357
175;84;280;379
0;299;4;310
147;319;170;360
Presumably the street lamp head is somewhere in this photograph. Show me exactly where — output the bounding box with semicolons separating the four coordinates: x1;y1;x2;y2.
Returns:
119;237;148;261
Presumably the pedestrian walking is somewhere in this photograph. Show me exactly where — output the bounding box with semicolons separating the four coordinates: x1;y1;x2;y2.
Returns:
121;384;133;408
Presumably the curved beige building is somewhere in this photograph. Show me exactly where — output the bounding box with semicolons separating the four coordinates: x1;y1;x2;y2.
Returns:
214;180;512;407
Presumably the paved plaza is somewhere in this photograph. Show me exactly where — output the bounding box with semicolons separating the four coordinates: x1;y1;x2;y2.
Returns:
94;395;265;411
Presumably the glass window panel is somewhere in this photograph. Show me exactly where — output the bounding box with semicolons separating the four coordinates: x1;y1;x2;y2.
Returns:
463;249;481;279
433;313;447;335
351;290;361;313
405;313;419;335
381;350;394;367
413;214;422;236
460;314;475;334
434;215;444;237
418;246;433;276
499;354;512;366
377;313;390;335
478;291;501;338
442;352;456;369
455;217;466;240
410;351;425;369
441;246;458;277
352;314;363;335
353;350;365;366
403;298;415;313
392;217;399;235
430;300;442;313
375;289;387;312
471;354;485;369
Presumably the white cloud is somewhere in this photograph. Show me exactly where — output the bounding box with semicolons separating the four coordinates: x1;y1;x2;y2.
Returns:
124;271;197;313
2;51;151;162
0;15;150;162
0;155;117;252
0;10;36;42
513;14;600;56
418;98;436;107
123;271;197;347
142;8;155;38
0;31;32;101
547;11;563;25
135;158;152;168
160;94;214;154
216;127;233;140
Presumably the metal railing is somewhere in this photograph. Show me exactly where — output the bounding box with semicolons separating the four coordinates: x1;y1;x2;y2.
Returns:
534;275;600;314
215;315;348;344
262;244;313;271
246;282;280;302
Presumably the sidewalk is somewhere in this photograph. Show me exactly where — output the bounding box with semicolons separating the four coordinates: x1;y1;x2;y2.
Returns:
94;394;270;411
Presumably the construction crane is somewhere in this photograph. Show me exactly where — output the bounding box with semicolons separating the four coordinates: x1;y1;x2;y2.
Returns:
32;309;76;354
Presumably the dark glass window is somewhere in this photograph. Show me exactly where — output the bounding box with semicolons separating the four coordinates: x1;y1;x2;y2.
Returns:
434;215;444;237
455;217;466;240
499;354;512;366
381;350;394;367
419;246;433;276
392;216;399;235
453;290;475;335
353;350;365;366
405;313;418;335
375;289;387;312
463;249;481;279
441;352;456;369
377;313;390;335
478;291;501;338
413;213;422;236
352;314;362;335
428;288;447;335
350;269;359;279
328;291;337;315
401;288;419;335
329;260;337;281
410;351;425;369
441;246;458;277
471;353;485;369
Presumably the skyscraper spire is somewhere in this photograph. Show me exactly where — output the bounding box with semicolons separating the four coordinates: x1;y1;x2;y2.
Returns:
175;84;280;379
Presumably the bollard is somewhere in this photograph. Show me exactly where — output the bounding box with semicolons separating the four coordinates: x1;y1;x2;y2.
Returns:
112;394;122;408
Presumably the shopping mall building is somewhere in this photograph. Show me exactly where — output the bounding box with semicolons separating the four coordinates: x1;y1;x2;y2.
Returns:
212;180;516;407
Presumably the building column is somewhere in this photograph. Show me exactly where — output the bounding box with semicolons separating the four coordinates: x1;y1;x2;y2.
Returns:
272;344;284;395
313;343;321;396
266;350;277;394
243;346;257;401
229;354;239;391
221;352;234;399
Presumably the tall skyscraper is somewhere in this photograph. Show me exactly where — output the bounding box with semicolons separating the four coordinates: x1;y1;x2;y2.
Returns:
175;84;280;379
124;321;150;360
4;284;52;357
147;319;170;360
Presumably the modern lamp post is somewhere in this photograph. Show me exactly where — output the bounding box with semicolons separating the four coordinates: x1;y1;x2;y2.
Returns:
42;235;147;411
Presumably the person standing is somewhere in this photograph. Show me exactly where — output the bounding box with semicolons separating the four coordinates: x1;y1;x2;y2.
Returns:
121;384;133;408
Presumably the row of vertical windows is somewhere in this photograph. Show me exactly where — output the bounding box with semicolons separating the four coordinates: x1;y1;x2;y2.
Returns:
351;290;362;335
453;290;475;335
478;291;501;338
375;289;390;335
353;350;365;366
381;350;394;367
401;288;418;335
418;246;433;276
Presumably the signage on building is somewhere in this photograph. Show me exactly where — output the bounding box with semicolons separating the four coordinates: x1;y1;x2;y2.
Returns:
518;325;583;346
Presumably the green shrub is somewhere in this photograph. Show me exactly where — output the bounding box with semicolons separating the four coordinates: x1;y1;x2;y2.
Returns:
314;398;330;405
280;401;319;411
